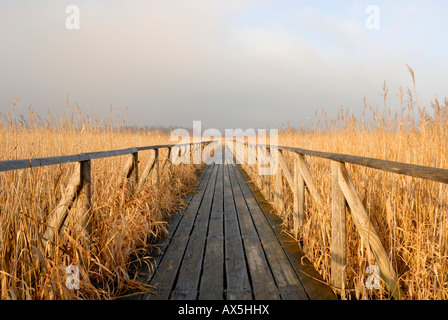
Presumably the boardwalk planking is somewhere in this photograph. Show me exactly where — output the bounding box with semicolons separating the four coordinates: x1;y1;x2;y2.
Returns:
135;146;335;300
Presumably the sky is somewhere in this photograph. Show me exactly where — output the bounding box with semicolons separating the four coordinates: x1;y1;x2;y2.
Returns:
0;0;447;131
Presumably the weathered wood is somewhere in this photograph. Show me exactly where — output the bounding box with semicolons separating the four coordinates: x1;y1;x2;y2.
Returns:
0;142;209;173
119;152;138;194
331;161;347;293
231;164;309;300
120;153;135;179
278;150;294;190
124;145;333;301
239;165;336;300
199;164;224;300
293;158;305;236
263;146;271;201
223;164;252;300
292;153;323;207
76;160;92;238
147;164;216;300
158;147;172;184
151;148;160;184
228;164;281;300
337;162;403;299
133;156;335;300
137;150;157;190
42;162;82;244
250;143;448;185
275;166;282;211
171;165;218;299
129;169;209;300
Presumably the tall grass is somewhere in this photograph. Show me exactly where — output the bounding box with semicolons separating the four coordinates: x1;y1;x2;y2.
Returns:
0;104;201;299
260;70;448;299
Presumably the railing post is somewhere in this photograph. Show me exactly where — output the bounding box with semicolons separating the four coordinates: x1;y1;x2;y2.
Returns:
131;151;138;193
337;161;403;299
151;148;160;184
293;157;305;237
331;161;347;294
275;162;282;211
166;147;173;184
77;160;92;238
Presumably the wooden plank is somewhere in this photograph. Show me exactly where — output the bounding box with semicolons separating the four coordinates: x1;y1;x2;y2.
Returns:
227;163;281;300
128;168;209;300
235;164;337;300
145;164;215;300
337;162;403;299
331;161;347;292
230;164;309;300
170;164;219;299
223;164;252;300
199;163;225;300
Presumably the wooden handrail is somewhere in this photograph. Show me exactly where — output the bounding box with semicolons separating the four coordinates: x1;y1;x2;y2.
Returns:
241;142;448;184
0;142;206;173
230;140;448;300
1;140;211;252
1;140;213;285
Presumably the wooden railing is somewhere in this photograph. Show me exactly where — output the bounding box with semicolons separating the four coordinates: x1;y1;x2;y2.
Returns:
0;141;213;249
230;140;448;299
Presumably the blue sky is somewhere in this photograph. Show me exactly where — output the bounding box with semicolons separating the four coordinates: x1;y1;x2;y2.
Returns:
0;0;447;130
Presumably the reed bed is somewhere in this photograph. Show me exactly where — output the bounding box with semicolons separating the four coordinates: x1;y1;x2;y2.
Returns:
250;72;448;299
0;106;201;299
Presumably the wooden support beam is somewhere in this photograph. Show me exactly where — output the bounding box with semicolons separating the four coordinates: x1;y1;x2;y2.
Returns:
77;160;92;238
137;150;157;190
278;150;294;190
119;152;138;194
131;152;138;193
292;153;323;207
330;161;347;293
275;166;282;211
337;162;403;299
151;148;160;183
43;162;82;244
293;158;305;237
159;147;171;182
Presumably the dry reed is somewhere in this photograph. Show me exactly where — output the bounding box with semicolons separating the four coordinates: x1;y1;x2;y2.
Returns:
245;69;448;299
0;104;201;299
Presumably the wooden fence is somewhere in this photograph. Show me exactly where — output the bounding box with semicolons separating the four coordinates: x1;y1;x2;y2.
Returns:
230;140;448;299
0;141;212;250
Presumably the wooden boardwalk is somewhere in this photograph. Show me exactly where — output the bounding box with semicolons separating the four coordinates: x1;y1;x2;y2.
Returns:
133;146;336;300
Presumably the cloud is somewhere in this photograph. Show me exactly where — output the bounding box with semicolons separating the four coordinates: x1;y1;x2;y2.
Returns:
0;0;446;130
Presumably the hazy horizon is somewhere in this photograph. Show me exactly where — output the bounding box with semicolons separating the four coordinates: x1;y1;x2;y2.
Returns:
1;1;447;131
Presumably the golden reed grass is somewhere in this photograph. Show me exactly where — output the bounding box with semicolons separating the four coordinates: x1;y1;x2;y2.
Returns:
2;67;447;300
0;104;201;299
252;69;448;299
